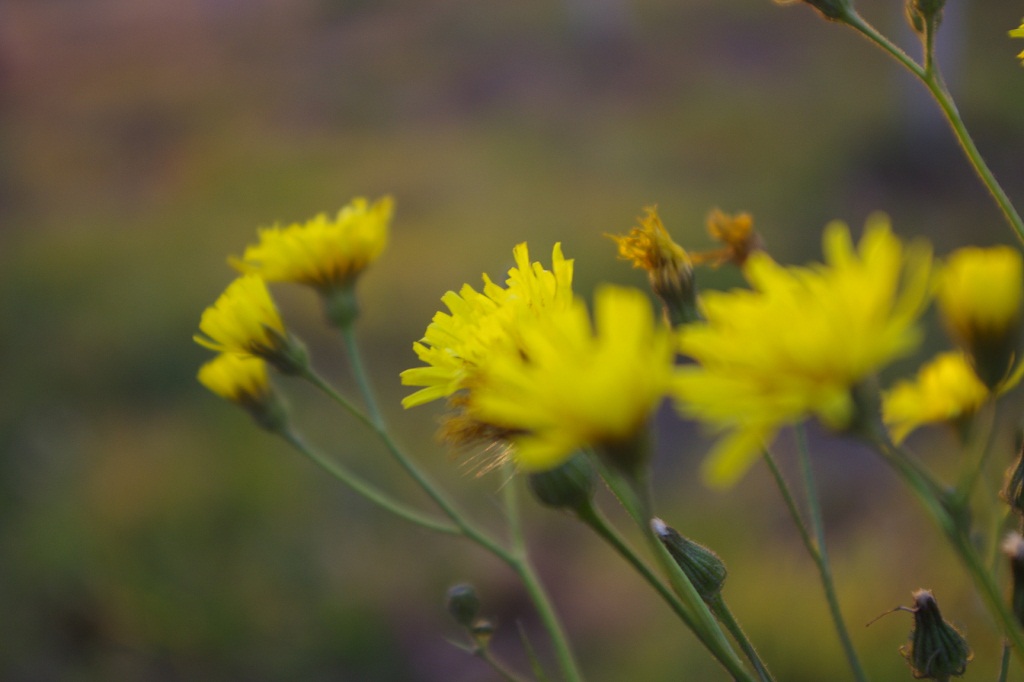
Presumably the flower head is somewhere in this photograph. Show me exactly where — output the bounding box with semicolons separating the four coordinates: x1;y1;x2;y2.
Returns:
469;286;675;471
900;590;972;680
233;196;393;290
673;215;933;487
198;353;288;431
1011;20;1024;62
937;245;1023;388
882;352;990;444
609;206;696;324
691;209;762;268
194;275;307;373
400;242;574;409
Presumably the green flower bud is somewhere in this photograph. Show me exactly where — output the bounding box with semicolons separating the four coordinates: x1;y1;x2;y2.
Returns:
652;518;727;602
906;0;945;35
446;583;480;628
527;453;596;512
900;589;972;680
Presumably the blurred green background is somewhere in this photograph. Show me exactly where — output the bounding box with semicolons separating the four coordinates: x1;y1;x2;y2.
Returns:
2;0;1024;680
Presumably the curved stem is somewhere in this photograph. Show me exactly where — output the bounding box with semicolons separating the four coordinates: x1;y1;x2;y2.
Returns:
341;324;385;429
279;427;459;535
762;441;867;682
842;11;1024;245
301;365;582;681
707;595;775;682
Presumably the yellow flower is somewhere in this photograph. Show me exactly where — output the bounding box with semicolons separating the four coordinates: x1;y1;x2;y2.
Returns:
691;209;762;268
882;352;990;444
937;245;1023;387
469;286;675;471
198;352;272;405
609;206;696;324
1011;20;1024;62
233;196;393;290
673;215;933;488
400;242;574;408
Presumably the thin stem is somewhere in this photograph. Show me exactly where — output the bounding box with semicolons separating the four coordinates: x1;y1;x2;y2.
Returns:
999;640;1012;682
300;365;582;681
278;427;459;535
794;426;868;682
842;11;1024;245
761;445;867;682
341;324;385;429
953;400;998;508
707;596;776;682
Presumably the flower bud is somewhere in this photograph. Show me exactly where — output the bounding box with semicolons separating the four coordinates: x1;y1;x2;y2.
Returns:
906;0;945;35
652;518;727;602
527;452;596;512
1002;533;1024;626
900;589;972;680
445;583;481;629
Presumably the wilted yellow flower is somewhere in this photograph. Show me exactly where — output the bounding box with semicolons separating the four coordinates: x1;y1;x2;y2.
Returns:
882;352;990;444
198;352;272;404
1011;20;1024;62
469;286;675;471
691;209;762;268
195;275;286;355
400;242;574;409
673;215;933;488
233;196;392;289
937;245;1023;388
609;206;696;324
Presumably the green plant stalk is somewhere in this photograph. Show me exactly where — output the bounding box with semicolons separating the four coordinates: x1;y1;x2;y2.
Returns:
841;10;1024;246
1000;640;1012;682
706;595;776;682
340;324;385;429
868;427;1024;664
952;400;998;510
279;427;459;535
301;365;583;682
599;464;758;682
761;442;867;682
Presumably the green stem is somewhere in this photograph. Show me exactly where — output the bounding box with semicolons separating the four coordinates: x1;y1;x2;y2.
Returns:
707;595;776;682
842;11;1024;245
599;465;757;682
340;324;385;429
765;438;868;675
278;427;459;535
999;640;1012;682
953;400;998;508
301;366;582;681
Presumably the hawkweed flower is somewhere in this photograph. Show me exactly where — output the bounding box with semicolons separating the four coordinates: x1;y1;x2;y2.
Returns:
194;274;308;374
468;286;675;472
882;351;990;444
197;353;288;431
691;208;762;269
899;589;972;680
1011;20;1024;63
232;196;393;327
401;242;574;409
937;245;1023;389
609;206;697;325
673;215;933;488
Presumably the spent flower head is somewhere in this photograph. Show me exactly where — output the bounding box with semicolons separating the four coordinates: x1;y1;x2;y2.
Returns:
673;215;933;487
468;285;675;472
882;351;992;444
937;245;1023;388
691;208;762;269
900;590;972;680
232;196;392;290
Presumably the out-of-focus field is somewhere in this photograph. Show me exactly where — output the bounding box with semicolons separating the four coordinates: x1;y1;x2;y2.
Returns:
2;1;1023;680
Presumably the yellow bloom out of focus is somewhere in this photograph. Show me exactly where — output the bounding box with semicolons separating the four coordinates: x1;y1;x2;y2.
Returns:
194;274;288;358
470;286;675;471
233;196;393;290
882;352;990;444
1011;20;1024;62
937;245;1023;387
400;243;574;409
198;352;271;405
691;209;762;268
673;215;933;488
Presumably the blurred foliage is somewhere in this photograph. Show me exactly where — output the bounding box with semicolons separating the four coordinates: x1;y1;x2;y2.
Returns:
1;0;1023;679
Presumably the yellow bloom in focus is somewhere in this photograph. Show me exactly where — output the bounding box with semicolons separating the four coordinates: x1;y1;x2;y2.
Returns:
609;206;696;324
401;243;574;408
233;196;392;289
469;286;675;471
1011;20;1024;62
937;245;1023;387
691;209;762;268
673;215;933;488
882;352;990;444
198;352;271;405
195;275;286;356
